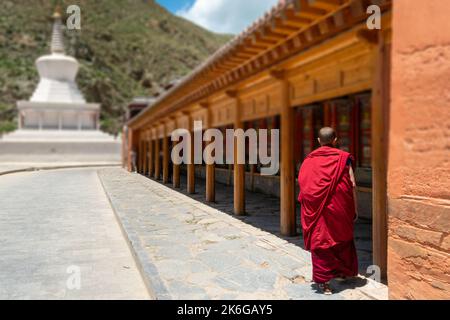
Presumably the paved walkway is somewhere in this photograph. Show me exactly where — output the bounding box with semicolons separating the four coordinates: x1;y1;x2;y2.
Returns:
0;168;149;299
172;173;373;273
99;168;387;300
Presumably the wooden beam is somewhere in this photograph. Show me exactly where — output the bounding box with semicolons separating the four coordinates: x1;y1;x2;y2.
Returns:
271;18;299;35
280;18;310;29
294;0;327;19
318;19;331;35
220;61;240;69
349;0;365;18
333;9;345;27
227;57;247;65
259;29;288;42
252;34;278;46
284;8;314;25
234;52;255;59
309;0;344;11
241;46;265;54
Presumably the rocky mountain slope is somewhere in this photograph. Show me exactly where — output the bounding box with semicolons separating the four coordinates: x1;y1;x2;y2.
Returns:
0;0;231;134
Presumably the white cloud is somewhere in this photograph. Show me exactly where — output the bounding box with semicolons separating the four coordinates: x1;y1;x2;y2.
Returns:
177;0;279;34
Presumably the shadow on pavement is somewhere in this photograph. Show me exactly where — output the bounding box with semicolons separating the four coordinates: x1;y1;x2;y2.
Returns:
143;172;373;276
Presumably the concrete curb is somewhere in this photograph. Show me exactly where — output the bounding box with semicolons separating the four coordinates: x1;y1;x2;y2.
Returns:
97;170;172;300
0;163;121;176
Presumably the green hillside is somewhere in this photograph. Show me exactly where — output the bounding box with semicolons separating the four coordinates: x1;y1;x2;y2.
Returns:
0;0;231;134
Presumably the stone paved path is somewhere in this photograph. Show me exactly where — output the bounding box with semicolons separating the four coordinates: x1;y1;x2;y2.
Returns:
173;172;373;273
0;168;149;299
99;168;387;300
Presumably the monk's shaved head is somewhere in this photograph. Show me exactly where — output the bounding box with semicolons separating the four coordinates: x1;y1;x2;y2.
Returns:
318;127;337;146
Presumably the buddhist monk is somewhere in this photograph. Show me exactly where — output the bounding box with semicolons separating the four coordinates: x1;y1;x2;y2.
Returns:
298;127;358;295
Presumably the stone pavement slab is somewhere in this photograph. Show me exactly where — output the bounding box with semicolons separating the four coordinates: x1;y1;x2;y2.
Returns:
172;173;374;274
98;168;388;300
0;168;149;300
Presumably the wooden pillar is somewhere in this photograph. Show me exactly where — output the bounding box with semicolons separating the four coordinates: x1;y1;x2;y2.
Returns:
173;139;181;188
230;91;245;215
204;105;215;202
139;137;145;174
205;136;215;202
145;139;150;176
206;151;215;202
136;139;140;173
187;128;195;194
162;131;170;184
127;128;134;172
154;138;161;180
148;138;154;177
143;137;148;176
141;139;146;174
137;139;143;174
372;32;389;280
275;71;296;236
122;127;127;169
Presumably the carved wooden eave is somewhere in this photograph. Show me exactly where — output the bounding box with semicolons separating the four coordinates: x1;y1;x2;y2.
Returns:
128;0;391;130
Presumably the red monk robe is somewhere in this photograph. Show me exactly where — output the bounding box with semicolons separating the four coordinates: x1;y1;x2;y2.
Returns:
298;146;358;284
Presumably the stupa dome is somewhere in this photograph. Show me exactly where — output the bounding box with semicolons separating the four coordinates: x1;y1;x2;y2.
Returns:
15;6;100;132
29;8;85;103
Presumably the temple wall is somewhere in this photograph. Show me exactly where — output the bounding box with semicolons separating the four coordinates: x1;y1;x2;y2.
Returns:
388;0;450;299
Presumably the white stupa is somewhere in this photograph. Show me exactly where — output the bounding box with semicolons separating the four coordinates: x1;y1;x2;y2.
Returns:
0;8;121;165
16;8;100;132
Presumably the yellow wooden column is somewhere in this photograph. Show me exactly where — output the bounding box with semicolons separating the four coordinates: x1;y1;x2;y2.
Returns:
162;126;170;184
204;105;215;202
136;139;140;173
229;91;245;215
273;70;296;236
173;138;181;188
206;150;215;202
143;135;148;175
148;135;154;177
154;137;161;180
187;117;195;194
127;129;133;172
138;139;144;174
122;127;127;169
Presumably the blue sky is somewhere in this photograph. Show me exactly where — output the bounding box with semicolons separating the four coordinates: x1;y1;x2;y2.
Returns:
156;0;278;34
156;0;194;13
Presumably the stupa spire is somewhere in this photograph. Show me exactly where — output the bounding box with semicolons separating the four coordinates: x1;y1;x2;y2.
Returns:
50;6;65;54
